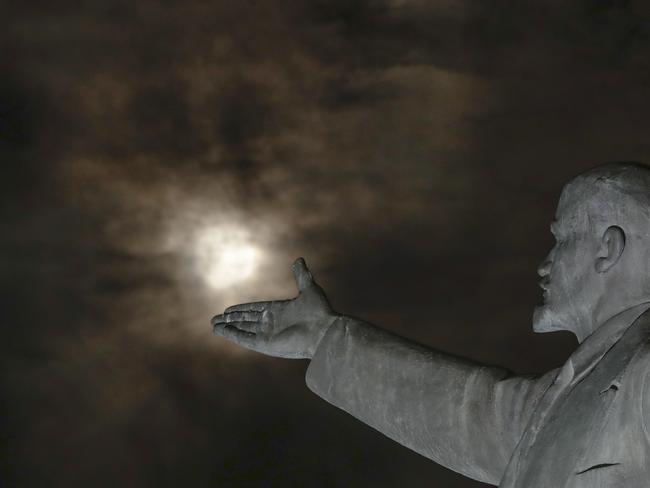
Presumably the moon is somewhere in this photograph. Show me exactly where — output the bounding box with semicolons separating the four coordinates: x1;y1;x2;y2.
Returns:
194;225;261;290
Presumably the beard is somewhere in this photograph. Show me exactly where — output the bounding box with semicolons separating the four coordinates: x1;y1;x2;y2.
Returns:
532;301;566;334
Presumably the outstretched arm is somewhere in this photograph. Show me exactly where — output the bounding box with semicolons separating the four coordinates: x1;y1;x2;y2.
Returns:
212;258;556;485
306;315;556;485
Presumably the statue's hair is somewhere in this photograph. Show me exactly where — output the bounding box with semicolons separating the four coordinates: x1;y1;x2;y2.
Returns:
562;162;650;233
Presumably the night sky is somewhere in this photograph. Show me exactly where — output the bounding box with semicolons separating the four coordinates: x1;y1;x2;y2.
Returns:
3;1;650;487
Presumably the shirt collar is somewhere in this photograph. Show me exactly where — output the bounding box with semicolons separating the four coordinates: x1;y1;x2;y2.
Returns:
562;301;650;387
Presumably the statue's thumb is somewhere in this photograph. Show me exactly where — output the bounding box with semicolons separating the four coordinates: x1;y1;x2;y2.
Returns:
292;257;314;292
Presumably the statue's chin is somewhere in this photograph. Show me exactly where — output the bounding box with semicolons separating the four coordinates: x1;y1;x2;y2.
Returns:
532;304;565;334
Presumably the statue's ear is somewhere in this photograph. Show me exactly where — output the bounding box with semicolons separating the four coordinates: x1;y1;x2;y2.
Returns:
595;226;625;273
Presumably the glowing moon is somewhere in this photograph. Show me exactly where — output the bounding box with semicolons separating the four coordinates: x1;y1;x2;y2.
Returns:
194;225;260;289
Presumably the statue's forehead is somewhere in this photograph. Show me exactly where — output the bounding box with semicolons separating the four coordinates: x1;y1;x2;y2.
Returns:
555;179;629;232
558;179;591;206
554;182;594;229
557;191;582;216
553;166;650;234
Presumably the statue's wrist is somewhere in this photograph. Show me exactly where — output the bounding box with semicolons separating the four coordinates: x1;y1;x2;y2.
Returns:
307;313;342;359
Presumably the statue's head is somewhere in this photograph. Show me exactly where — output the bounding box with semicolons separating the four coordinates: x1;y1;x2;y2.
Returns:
533;162;650;342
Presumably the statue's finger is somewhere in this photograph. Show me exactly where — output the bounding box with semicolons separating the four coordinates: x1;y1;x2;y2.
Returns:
292;257;314;292
225;301;273;313
214;323;258;347
211;314;226;326
225;311;262;323
225;320;263;333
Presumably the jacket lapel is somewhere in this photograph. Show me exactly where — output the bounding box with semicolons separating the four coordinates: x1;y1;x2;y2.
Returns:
501;306;650;486
573;309;650;475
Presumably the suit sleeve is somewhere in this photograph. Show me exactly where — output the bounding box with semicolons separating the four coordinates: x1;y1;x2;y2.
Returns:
306;317;557;485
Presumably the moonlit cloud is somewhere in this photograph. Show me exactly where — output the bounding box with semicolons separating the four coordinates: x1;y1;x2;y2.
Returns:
193;224;261;290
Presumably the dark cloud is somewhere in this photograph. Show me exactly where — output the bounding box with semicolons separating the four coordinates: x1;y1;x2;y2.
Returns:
3;1;650;486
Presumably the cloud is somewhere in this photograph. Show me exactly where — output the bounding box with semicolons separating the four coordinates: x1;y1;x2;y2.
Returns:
3;1;650;486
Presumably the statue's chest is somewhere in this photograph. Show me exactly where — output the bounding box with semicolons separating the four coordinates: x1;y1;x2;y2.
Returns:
513;377;623;487
501;349;649;487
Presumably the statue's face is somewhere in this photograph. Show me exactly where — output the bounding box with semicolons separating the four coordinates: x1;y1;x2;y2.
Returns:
532;193;602;338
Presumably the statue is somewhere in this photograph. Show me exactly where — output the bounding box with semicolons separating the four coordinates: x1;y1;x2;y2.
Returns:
212;163;650;487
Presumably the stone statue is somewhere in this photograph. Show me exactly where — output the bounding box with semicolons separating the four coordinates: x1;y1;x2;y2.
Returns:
212;163;650;487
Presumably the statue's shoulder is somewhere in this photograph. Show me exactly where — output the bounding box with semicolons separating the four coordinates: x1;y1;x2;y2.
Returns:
624;308;650;373
622;335;650;390
633;343;650;374
632;339;650;431
605;309;650;432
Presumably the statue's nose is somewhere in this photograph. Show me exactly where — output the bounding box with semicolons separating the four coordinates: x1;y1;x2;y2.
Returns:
537;255;552;277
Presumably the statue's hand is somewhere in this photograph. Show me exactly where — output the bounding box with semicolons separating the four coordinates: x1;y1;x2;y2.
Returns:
211;258;338;359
